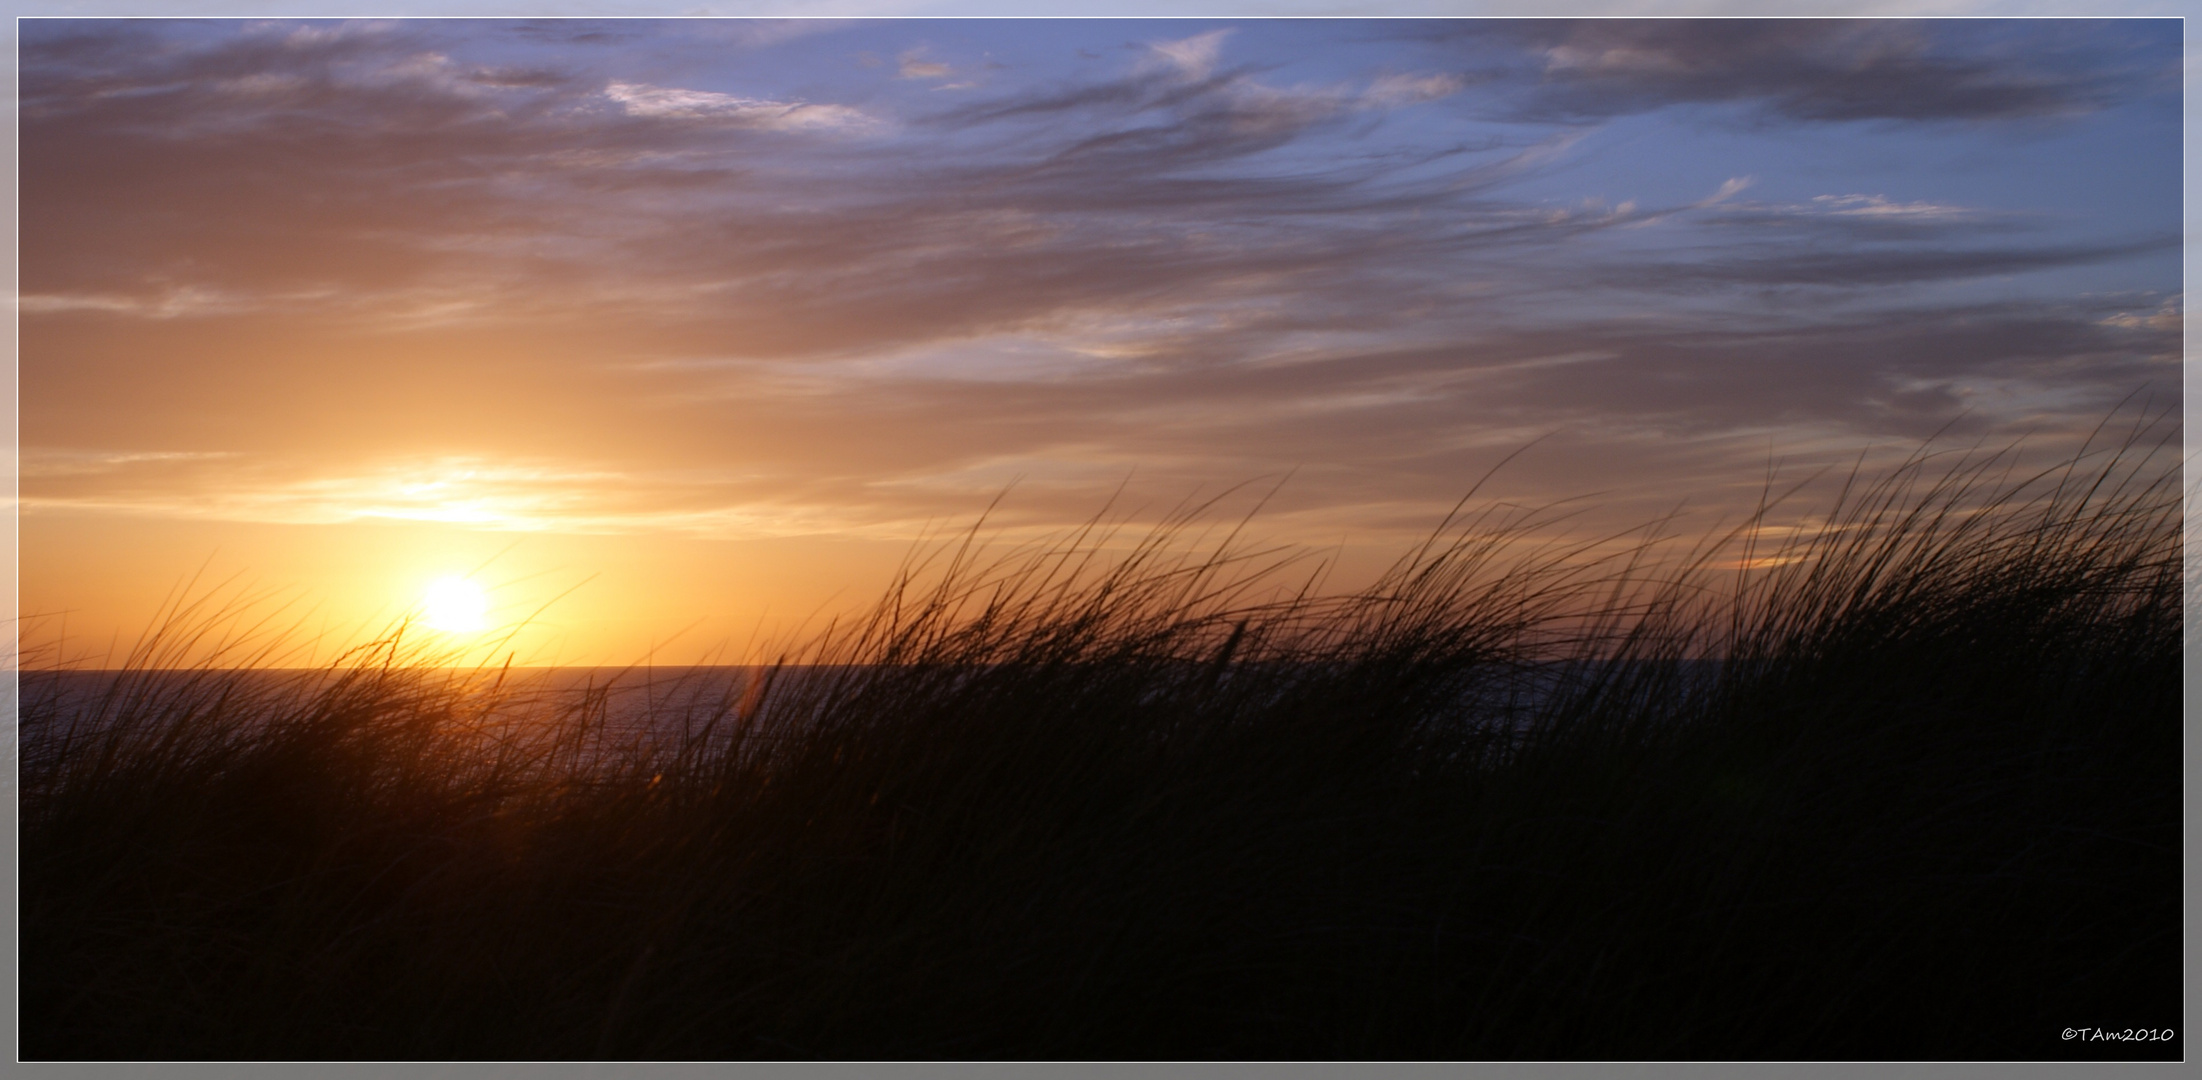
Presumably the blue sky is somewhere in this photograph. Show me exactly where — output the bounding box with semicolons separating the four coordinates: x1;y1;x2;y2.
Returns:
14;17;2186;658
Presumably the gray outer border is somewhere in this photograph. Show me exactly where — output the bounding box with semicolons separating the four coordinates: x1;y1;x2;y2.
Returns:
0;1064;2173;1078
3;3;2192;1077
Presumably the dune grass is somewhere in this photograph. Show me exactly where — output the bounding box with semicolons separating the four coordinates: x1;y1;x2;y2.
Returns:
18;422;2184;1060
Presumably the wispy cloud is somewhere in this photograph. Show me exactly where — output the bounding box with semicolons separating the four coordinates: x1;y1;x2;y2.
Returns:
1427;19;2173;124
19;452;892;539
897;47;951;80
603;81;881;134
22;448;243;477
1361;71;1466;107
1144;28;1233;81
1600;236;2178;291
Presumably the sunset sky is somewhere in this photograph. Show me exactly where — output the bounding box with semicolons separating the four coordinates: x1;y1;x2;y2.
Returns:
17;17;2184;665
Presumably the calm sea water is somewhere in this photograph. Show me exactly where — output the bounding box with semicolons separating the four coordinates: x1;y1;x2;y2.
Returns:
16;666;776;770
17;660;1725;773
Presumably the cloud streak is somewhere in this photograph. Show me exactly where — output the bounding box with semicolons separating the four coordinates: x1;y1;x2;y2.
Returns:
1421;19;2174;124
603;81;883;133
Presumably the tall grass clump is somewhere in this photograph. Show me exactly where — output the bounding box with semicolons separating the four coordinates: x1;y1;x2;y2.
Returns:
20;420;2182;1061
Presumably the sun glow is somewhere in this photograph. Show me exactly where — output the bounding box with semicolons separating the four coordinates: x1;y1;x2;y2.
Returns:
421;576;489;633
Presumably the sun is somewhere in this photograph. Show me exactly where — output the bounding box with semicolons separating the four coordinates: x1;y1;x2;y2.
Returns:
421;576;489;633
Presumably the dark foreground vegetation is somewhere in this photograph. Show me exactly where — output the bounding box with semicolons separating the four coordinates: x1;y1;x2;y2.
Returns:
20;425;2184;1060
